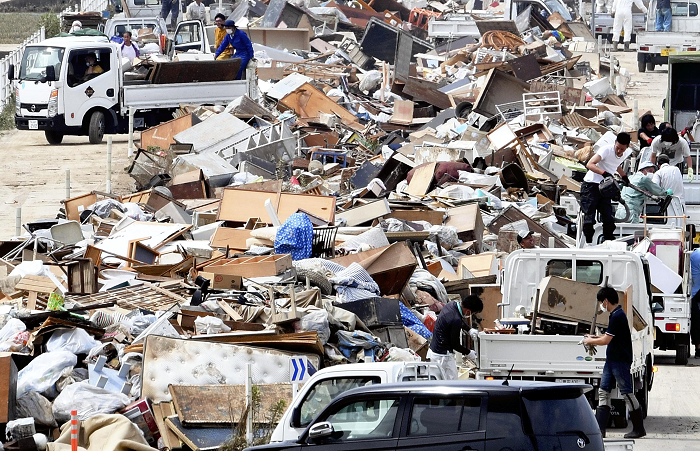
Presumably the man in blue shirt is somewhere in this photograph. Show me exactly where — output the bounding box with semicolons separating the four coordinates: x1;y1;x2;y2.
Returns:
215;20;254;80
584;286;645;439
690;249;700;357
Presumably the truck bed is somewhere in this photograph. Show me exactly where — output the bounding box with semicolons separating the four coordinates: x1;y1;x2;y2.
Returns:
121;79;249;109
637;30;700;47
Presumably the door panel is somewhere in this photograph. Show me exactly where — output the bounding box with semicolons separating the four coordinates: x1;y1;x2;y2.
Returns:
63;48;116;127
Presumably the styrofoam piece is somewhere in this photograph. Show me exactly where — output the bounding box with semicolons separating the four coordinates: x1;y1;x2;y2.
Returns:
583;77;612;97
645;252;683;294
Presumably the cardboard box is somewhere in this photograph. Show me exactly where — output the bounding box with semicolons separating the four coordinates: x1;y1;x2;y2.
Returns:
199;272;242;290
0;354;18;423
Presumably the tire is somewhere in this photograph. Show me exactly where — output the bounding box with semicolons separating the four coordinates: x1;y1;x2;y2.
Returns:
636;372;649;419
295;268;333;295
638;60;646;73
88;110;105;144
676;343;689;365
45;130;63;144
646;62;655;72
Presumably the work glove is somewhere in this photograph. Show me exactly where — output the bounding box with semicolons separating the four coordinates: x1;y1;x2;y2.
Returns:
468;328;479;341
602;171;613;179
621;175;630;186
667;189;674;196
647;138;653;145
466;350;477;361
689;167;695;181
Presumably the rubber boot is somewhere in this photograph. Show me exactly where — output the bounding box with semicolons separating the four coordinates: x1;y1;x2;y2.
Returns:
624;408;647;439
613;42;621;52
595;406;611;438
624;42;631;52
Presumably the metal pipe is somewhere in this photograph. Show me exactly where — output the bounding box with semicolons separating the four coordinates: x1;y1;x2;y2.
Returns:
65;169;70;200
15;208;21;237
128;106;135;158
633;99;639;130
107;136;113;193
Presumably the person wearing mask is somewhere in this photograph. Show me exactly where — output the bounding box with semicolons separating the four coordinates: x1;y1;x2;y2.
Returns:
615;161;670;223
120;31;140;62
611;0;647;52
585;287;646;439
214;13;232;61
656;0;672;31
581;132;632;244
186;0;208;23
653;154;686;223
83;54;103;80
215;20;254;80
517;230;537;249
690;248;700;358
427;295;483;380
650;127;693;181
160;0;180;30
69;20;82;33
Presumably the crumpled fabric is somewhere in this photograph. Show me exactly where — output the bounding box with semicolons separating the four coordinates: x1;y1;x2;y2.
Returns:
275;213;314;260
336;330;381;358
48;414;153;451
330;262;381;303
399;303;433;339
409;268;449;303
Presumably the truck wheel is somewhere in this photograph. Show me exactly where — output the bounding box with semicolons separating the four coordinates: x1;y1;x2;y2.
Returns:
646;62;655;72
676;343;689;365
638;60;646;73
45;131;63;144
88;110;105;144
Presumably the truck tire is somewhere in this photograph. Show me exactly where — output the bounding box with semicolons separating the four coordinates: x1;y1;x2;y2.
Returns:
646;62;655;72
45;131;63;144
88;110;105;144
638;60;646;73
295;268;333;295
676;343;689;365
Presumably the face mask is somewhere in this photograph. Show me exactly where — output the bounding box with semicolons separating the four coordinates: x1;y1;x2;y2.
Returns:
663;142;673;149
599;302;607;313
226;28;234;34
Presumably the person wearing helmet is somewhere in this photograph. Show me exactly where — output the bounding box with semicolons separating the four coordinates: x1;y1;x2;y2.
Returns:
615;161;670;223
215;20;254;80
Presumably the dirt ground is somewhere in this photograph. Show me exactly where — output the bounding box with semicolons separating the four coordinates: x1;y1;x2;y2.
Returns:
0;130;134;239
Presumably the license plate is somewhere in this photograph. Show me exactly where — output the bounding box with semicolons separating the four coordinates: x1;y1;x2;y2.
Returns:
28;120;38;130
555;378;585;384
661;48;676;56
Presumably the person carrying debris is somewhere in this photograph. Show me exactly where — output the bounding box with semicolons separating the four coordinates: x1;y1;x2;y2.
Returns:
650;127;693;180
653;154;686;223
427;295;483;380
584;287;646;439
611;0;647;52
615;161;670;223
581;132;632;244
214;13;233;61
215;20;254;80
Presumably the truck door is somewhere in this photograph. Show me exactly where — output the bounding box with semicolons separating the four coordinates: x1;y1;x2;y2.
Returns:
173;20;206;55
63;47;117;127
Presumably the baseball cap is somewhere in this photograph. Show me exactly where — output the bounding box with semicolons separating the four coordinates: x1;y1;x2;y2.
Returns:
517;230;533;243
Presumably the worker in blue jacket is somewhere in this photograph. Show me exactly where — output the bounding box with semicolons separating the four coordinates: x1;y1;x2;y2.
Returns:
215;20;254;80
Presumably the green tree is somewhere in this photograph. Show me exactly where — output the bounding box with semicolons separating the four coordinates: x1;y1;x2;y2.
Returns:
39;13;61;38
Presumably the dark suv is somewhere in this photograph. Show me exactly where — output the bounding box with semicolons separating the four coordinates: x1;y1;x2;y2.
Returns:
245;380;603;451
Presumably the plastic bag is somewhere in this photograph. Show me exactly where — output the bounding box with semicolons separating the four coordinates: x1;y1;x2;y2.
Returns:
15;392;57;427
0;318;28;352
301;309;330;345
16;351;77;398
194;316;231;335
359;70;382;93
124;313;157;336
52;381;130;423
45;328;100;355
386;347;420;362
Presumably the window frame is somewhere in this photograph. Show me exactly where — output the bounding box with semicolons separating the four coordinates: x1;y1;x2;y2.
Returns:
399;392;488;439
545;259;604;285
66;47;112;88
405;395;486;437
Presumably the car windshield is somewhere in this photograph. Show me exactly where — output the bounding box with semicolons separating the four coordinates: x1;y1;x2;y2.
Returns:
523;390;599;435
20;46;64;81
544;0;573;20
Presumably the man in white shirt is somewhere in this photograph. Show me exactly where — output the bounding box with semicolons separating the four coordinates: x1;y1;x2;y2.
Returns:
581;132;632;243
186;0;208;24
653;154;686;224
650;127;693;180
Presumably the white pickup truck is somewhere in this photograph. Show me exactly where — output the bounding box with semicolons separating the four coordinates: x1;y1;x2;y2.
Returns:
476;248;655;428
10;35;254;144
269;362;444;443
636;0;700;72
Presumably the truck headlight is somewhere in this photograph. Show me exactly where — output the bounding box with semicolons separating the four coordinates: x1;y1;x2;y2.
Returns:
15;88;20;116
48;89;58;117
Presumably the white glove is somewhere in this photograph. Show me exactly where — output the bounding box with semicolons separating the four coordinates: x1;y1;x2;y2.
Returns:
466;350;477;361
468;328;479;340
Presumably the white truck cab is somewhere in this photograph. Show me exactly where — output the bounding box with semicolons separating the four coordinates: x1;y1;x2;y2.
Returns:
270;362;444;443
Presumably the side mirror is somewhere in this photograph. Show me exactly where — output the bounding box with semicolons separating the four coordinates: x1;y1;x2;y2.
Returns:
651;302;664;314
308;421;334;440
291;405;301;428
8;64;14;80
45;65;56;82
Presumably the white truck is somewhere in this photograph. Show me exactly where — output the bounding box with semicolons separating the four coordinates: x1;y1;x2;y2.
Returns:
636;0;700;72
476;248;656;428
10;35;254;144
591;11;646;43
102;16;168;40
269;362;444;443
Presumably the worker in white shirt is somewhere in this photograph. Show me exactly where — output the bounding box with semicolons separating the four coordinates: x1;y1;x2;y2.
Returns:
653;154;686;225
186;0;208;24
650;127;693;180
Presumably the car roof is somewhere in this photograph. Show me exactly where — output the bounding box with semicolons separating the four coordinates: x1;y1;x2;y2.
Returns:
337;380;591;398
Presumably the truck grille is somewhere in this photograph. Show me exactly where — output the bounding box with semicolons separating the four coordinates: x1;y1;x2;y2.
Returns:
20;103;47;113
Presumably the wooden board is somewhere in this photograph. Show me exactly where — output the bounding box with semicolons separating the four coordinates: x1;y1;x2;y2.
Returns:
217;188;336;225
279;82;361;129
169;384;293;425
444;203;485;251
15;275;57;294
336;199;391;227
209;227;253;250
149;59;241;84
405;162;436;196
470;284;502;330
537;276;619;328
165;416;232;451
386;209;445;225
152;402;182;449
140;114;196;151
64;192;97;221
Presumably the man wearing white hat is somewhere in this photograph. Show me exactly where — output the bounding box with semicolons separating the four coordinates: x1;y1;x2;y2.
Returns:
517;230;537;249
615;161;670;223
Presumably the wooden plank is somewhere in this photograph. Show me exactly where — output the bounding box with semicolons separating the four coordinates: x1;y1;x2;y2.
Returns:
152;403;180;449
15;276;57;293
216;300;244;321
336;199;391;227
217;188;336;225
64;193;97;222
405;162;436;196
209;227;252;250
537;276;619;327
469;284;501;330
278;82;361;129
403;77;452;109
140;114;195;151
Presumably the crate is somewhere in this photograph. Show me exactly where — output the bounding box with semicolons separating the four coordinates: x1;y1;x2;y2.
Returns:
202;254;292;277
336;297;402;328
